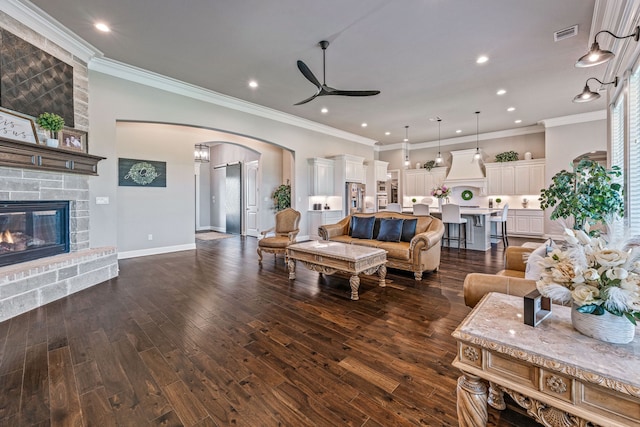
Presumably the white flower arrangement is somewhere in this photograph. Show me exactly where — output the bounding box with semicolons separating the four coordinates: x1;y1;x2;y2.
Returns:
536;227;640;324
431;185;451;199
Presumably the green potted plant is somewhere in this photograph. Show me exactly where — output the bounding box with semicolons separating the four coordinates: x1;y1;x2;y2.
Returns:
495;197;502;207
36;112;65;147
539;159;623;230
495;151;519;162
272;180;291;211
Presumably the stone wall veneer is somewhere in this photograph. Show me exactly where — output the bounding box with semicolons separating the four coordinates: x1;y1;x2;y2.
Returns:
0;13;118;322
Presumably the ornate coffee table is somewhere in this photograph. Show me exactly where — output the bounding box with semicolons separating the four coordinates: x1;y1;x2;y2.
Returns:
286;240;387;300
452;292;640;427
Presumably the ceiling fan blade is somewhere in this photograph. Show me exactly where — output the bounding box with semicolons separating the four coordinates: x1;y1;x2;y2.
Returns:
293;92;320;105
330;89;381;97
296;60;322;89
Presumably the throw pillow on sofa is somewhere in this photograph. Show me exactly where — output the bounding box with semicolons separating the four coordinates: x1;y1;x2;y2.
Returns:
350;216;375;239
401;218;417;242
377;218;404;242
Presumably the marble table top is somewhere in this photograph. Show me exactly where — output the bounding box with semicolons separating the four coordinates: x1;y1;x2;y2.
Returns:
287;240;386;261
452;292;640;393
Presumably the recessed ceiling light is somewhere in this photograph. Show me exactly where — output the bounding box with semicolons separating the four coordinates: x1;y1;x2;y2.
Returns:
321;107;328;114
384;131;391;136
514;119;522;124
507;107;515;112
496;89;506;95
476;56;489;64
248;80;258;89
456;129;462;133
361;123;368;127
95;22;110;32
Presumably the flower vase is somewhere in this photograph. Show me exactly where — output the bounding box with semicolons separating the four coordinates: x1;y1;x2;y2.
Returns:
570;304;635;344
438;198;443;211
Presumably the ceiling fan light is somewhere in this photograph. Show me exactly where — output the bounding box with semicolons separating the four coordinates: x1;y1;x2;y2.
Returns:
576;42;615;67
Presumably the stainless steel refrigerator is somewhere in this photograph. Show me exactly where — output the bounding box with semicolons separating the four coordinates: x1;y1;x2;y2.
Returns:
345;182;366;215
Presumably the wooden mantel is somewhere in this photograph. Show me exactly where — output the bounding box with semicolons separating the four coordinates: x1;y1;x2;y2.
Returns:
0;137;105;176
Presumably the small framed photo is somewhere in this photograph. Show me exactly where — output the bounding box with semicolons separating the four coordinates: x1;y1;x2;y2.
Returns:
0;108;38;144
58;128;88;153
524;289;552;327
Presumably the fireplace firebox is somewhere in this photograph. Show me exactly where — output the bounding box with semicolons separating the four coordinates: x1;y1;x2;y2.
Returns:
0;201;70;267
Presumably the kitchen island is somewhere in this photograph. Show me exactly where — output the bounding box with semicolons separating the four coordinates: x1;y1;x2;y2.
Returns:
408;207;499;251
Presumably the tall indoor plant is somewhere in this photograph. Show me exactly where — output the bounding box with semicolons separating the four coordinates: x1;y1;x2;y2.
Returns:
272;181;291;211
539;159;624;230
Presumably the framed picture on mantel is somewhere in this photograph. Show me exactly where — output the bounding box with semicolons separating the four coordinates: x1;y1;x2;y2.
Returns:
0;108;38;144
58;128;88;153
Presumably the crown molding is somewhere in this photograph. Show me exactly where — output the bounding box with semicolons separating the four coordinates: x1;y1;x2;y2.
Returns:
538;110;606;128
89;57;377;147
377;124;544;151
2;0;102;62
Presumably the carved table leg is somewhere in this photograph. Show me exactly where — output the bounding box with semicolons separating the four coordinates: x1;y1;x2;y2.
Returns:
457;372;488;427
288;259;296;280
378;264;387;287
349;275;360;300
488;382;506;410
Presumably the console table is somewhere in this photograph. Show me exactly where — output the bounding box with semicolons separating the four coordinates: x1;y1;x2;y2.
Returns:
452;292;639;427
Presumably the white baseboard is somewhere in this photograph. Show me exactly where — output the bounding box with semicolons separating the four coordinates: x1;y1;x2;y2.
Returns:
196;226;212;231
118;243;196;260
210;226;225;232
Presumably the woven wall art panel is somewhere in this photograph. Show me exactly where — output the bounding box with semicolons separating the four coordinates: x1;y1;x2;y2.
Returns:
0;29;74;127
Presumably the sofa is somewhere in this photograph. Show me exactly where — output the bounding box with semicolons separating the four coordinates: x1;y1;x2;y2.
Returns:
318;211;444;280
463;246;536;307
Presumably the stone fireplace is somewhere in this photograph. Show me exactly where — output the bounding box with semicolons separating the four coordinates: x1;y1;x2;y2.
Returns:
0;200;70;267
0;14;118;323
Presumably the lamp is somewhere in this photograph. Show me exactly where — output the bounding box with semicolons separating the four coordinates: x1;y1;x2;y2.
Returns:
572;77;618;103
194;144;210;162
576;26;640;67
403;125;410;167
473;111;481;160
435;119;443;164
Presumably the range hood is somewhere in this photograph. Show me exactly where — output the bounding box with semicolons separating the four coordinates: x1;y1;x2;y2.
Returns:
443;149;487;195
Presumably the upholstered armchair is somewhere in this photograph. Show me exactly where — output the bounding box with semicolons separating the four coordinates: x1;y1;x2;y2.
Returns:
257;208;301;264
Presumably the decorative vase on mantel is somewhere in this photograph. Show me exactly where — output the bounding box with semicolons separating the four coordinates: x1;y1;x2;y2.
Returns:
570;304;636;344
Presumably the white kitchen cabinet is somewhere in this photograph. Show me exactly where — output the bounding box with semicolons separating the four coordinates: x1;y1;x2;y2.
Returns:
373;160;389;182
308;158;334;196
308;210;343;239
515;159;545;195
330;155;365;195
403;167;447;199
485;163;515;195
507;209;544;237
486;159;544;196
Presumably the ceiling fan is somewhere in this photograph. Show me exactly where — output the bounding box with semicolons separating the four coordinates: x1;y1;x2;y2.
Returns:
294;40;380;105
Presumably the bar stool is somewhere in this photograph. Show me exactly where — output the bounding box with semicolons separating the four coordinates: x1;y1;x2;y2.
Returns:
441;204;467;249
490;204;509;247
413;203;430;216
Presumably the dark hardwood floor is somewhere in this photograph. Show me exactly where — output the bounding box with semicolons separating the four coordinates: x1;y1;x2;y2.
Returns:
0;235;544;426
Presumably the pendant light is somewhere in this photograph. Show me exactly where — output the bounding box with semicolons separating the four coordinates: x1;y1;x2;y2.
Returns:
435;119;443;164
194;144;210;162
473;111;481;160
403;125;410;167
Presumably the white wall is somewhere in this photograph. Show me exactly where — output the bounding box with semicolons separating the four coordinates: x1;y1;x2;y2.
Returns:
543;119;607;237
88;71;375;252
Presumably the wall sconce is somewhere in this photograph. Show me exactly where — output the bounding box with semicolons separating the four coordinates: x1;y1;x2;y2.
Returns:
572;77;618;103
576;26;640;67
194;144;210;162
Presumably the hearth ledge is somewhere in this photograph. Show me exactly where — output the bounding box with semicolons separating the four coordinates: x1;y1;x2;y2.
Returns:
0;247;118;322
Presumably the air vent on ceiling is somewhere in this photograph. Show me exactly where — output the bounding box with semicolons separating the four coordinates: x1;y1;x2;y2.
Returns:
554;25;578;42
